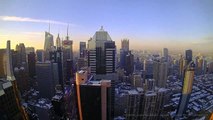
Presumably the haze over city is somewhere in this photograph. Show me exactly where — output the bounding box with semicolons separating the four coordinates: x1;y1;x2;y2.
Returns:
0;0;213;52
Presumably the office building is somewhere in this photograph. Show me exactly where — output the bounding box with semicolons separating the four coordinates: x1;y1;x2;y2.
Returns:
56;34;62;49
36;62;59;99
185;50;192;65
162;48;169;62
124;51;134;75
143;59;153;79
176;61;195;117
76;69;114;120
126;90;144;120
79;42;87;58
121;39;129;51
36;49;45;62
88;26;116;80
44;31;54;61
120;39;130;69
153;61;168;88
14;67;29;94
28;52;36;78
62;27;74;82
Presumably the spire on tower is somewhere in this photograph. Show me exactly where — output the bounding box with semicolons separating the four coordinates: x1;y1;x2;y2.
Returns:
66;24;69;40
48;21;50;33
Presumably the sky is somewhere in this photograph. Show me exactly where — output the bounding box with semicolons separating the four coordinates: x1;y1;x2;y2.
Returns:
0;0;213;52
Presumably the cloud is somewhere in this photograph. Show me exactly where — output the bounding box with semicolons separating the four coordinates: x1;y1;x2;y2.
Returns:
0;16;76;26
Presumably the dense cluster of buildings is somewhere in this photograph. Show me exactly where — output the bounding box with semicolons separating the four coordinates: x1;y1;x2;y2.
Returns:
0;26;213;120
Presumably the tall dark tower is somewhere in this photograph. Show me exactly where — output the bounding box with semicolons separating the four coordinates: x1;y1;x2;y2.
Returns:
185;49;192;64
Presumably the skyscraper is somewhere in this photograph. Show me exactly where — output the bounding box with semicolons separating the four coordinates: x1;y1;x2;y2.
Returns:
16;43;27;66
176;61;195;117
162;48;168;62
153;61;168;88
121;39;129;51
0;40;28;120
56;34;61;49
62;26;74;82
79;42;87;58
143;59;153;79
28;52;36;78
44;31;54;61
36;62;59;99
87;26;116;79
120;39;130;69
36;49;45;62
185;49;192;65
125;51;134;75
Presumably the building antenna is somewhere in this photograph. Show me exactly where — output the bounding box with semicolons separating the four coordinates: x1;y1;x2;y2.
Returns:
67;24;69;37
49;21;50;33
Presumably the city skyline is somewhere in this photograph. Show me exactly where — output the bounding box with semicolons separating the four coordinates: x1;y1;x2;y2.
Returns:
0;0;213;52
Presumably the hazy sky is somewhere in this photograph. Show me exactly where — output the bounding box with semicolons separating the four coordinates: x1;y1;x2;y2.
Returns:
0;0;213;51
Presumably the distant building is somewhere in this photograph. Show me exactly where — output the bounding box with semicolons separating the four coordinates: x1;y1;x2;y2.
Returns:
162;48;169;62
44;31;54;61
143;59;153;79
153;61;168;88
27;52;36;78
185;49;192;65
75;69;114;120
36;62;59;99
36;50;45;62
121;39;129;51
79;42;87;58
124;51;134;75
62;27;74;83
16;43;27;66
56;34;62;49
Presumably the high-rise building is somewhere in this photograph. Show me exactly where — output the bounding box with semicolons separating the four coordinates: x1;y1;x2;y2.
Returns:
176;61;195;117
153;61;168;88
16;43;27;66
0;79;23;119
62;27;74;83
44;31;54;61
36;62;59;99
79;42;87;58
120;39;130;69
14;67;29;94
121;39;129;51
88;26;116;79
0;41;28;120
162;48;169;62
56;34;62;49
125;90;144;120
75;69;114;120
125;51;134;75
125;88;167;120
143;59;153;79
28;52;36;78
185;49;192;65
36;49;45;62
